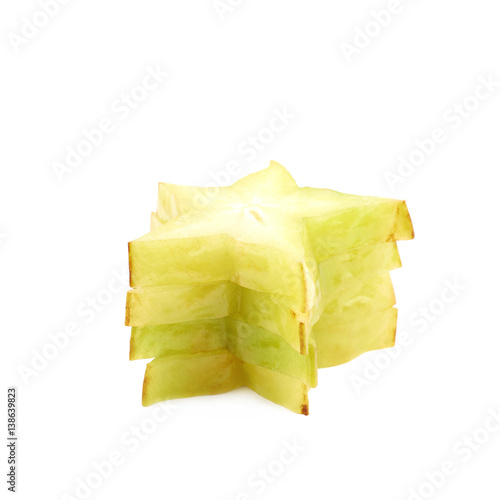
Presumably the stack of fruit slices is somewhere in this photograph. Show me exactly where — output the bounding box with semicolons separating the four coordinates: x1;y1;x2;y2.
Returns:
126;162;414;414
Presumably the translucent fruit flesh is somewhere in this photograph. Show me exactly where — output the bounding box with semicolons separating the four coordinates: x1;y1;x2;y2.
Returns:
127;241;402;355
128;243;401;388
129;270;396;387
127;162;414;413
142;350;309;415
130;163;413;308
131;317;318;387
130;306;398;385
140;308;398;414
126;269;397;357
126;281;308;354
315;307;398;368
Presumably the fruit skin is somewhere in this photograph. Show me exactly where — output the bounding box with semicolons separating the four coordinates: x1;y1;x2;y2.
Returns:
142;350;310;415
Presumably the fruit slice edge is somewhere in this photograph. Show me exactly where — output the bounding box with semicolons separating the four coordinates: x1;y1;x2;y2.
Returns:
142;349;310;415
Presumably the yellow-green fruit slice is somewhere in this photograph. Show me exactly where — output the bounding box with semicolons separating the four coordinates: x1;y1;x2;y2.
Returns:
315;307;398;368
130;295;395;388
130;163;413;310
303;192;413;261
126;282;308;354
129;271;395;388
129;211;318;313
154;164;414;264
126;270;396;356
128;163;414;414
150;211;163;230
131;318;317;387
314;272;395;330
142;350;309;415
319;242;401;295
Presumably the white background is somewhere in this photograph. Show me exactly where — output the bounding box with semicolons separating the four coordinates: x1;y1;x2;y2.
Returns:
2;1;500;499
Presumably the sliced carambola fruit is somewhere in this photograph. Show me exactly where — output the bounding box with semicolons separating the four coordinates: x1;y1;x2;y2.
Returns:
142;350;310;415
154;163;414;262
131;319;226;359
126;281;309;353
314;271;396;330
156;183;217;221
140;311;398;413
129;163;414;413
301;188;413;261
129;274;395;384
130;211;319;315
157;193;404;304
126;270;396;355
146;219;403;360
315;307;398;368
129;271;395;389
154;214;403;305
158;204;404;304
319;242;401;295
131;318;318;387
130;162;413;308
150;211;163;230
155;162;300;222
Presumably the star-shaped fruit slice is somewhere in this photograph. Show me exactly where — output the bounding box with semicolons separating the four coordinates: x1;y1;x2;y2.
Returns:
142;350;310;415
129;162;413;353
127;162;414;414
129;268;397;389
